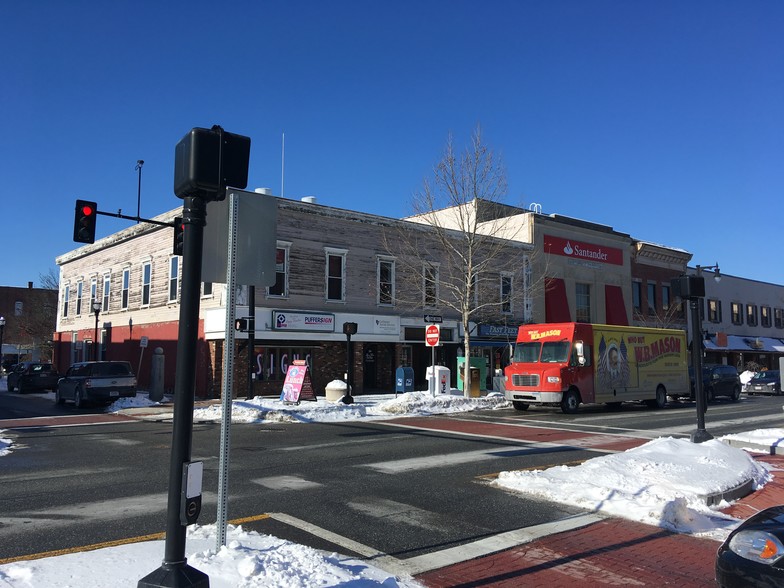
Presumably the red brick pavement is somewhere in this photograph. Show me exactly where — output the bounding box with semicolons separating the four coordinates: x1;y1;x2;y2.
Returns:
408;419;784;587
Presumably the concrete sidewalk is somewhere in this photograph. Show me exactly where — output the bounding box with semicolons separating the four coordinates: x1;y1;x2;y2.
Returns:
415;453;784;587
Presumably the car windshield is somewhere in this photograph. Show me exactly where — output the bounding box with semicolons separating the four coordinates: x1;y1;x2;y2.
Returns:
512;341;571;363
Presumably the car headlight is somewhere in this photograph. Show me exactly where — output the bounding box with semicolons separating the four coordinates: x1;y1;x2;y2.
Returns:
547;376;560;384
728;530;784;565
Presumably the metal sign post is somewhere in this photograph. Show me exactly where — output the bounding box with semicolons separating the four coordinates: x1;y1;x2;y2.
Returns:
425;324;440;397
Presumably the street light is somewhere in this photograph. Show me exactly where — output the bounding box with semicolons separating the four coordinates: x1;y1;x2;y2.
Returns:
696;262;721;283
92;301;101;361
0;316;5;374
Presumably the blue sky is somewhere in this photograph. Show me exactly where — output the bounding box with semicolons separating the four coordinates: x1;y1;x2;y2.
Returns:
2;1;782;288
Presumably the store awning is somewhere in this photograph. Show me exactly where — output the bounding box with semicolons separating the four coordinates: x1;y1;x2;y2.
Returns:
604;285;629;326
704;334;784;353
545;278;571;323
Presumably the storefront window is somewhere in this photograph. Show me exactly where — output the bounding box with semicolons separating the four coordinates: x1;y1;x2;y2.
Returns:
253;346;314;381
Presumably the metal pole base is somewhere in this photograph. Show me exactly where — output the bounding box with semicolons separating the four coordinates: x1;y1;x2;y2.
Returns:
138;562;209;588
690;429;714;443
341;395;354;405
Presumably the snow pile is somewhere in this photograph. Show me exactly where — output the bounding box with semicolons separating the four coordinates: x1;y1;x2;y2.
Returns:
0;435;12;457
0;524;421;588
496;436;771;540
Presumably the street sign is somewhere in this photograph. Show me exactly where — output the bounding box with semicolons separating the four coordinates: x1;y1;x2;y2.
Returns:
423;314;443;324
140;336;149;348
425;324;441;347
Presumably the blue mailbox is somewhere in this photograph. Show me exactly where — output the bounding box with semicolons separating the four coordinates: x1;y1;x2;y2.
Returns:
395;366;415;394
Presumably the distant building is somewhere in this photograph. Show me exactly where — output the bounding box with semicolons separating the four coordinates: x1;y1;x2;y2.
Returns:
0;282;58;366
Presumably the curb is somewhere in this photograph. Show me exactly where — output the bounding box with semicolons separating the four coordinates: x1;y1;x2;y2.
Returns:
722;438;784;456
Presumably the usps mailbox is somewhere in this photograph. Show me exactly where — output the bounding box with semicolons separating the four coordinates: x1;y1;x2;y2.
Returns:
395;366;415;394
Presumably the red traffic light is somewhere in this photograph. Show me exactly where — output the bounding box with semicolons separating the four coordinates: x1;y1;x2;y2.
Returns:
81;204;95;216
73;199;98;244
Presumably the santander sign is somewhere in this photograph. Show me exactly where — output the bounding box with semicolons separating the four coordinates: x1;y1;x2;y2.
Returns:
544;235;623;266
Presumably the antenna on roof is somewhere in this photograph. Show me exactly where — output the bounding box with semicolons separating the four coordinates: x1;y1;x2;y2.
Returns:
281;132;285;199
529;202;542;214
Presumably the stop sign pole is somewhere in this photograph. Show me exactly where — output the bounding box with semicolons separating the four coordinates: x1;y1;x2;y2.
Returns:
425;324;440;397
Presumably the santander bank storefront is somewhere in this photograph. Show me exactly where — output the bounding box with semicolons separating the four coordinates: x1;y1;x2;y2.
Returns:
534;215;632;326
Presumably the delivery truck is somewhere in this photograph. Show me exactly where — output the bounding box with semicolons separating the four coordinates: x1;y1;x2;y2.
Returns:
504;322;689;414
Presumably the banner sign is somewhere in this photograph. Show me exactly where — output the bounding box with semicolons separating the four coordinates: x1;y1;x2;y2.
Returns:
543;234;623;266
272;311;335;332
280;360;316;403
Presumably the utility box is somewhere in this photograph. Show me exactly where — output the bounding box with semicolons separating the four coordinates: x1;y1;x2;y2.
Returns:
426;366;451;395
469;367;481;398
395;366;415;394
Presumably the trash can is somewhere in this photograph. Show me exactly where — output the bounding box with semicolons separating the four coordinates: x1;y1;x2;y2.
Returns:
469;367;481;398
395;366;415;394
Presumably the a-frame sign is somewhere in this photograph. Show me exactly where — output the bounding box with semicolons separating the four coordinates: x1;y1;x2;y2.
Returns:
280;360;317;404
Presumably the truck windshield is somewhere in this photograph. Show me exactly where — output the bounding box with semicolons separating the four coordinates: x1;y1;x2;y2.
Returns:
512;341;571;363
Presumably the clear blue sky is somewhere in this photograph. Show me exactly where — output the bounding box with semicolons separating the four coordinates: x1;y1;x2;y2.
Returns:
2;1;782;288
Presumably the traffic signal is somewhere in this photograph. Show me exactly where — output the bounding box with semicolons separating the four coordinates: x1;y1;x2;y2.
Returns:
235;318;248;332
173;217;184;255
73;200;98;244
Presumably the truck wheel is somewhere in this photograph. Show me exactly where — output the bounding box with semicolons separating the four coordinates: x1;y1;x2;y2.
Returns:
730;386;741;402
512;401;530;411
560;389;580;414
644;386;666;409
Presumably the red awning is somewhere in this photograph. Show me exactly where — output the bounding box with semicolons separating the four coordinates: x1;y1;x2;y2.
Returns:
605;285;628;325
545;278;571;322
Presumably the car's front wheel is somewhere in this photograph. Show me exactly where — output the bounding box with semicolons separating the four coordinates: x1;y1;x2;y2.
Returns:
512;401;529;411
74;388;85;408
730;386;741;402
706;387;715;403
17;379;27;394
560;389;580;414
55;387;65;405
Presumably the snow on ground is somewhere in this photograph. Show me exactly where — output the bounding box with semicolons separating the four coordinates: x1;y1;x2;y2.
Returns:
2;384;784;586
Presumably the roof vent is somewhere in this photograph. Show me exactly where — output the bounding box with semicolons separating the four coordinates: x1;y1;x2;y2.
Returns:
254;187;272;195
301;196;317;204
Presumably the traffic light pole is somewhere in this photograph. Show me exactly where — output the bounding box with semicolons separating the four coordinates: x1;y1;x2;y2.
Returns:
138;195;209;588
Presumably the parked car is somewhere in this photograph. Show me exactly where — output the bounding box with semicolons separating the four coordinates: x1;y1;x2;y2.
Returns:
56;361;137;407
716;504;784;587
6;362;60;393
688;364;741;402
747;370;782;396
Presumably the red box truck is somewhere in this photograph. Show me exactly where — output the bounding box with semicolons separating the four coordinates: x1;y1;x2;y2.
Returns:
503;322;689;414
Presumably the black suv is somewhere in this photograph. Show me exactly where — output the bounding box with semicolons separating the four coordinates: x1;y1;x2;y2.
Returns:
7;362;60;393
690;364;741;402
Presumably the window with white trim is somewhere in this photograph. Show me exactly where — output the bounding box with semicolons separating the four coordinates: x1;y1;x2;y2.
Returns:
575;283;591;323
102;273;110;312
325;248;347;302
168;257;180;303
377;257;395;306
76;280;83;316
142;261;151;306
63;284;70;318
121;268;130;310
268;243;291;298
90;278;97;311
423;263;439;308
500;273;513;314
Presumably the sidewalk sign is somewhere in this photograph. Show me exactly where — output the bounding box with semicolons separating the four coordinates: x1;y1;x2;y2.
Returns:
280;360;316;404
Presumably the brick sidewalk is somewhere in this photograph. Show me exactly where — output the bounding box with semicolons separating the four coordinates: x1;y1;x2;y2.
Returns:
415;453;784;587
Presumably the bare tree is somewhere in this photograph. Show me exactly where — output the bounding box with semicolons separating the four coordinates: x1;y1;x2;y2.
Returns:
386;127;531;397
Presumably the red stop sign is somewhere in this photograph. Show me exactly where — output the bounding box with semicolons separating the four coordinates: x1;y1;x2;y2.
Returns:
425;324;440;347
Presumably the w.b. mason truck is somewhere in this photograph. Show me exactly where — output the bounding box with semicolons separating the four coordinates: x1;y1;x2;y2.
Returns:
504;322;689;414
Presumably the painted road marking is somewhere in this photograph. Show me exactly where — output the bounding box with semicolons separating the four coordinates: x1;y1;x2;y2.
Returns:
362;445;553;474
251;475;323;490
347;498;449;533
0;513;271;565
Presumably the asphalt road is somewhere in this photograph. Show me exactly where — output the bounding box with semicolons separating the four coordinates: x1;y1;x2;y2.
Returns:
2;387;783;574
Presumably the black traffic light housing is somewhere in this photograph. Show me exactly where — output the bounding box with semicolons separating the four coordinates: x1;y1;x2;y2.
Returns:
671;275;705;300
73;199;98;243
173;125;251;201
235;318;248;332
173;217;184;256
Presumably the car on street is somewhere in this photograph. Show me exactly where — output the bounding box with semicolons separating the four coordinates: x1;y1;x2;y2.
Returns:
716;504;784;587
6;362;60;393
688;364;741;402
56;361;137;407
747;370;782;396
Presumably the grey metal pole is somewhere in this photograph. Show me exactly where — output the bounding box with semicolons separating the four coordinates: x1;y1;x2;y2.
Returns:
247;285;255;400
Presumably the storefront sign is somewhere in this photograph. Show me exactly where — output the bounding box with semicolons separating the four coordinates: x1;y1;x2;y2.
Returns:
544;235;623;266
373;316;400;336
280;360;316;403
272;311;335;332
478;324;519;338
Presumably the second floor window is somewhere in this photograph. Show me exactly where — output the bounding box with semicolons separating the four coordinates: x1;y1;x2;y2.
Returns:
707;299;721;323
761;306;772;328
142;262;151;306
731;302;743;325
325;248;346;302
423;263;439;308
647;283;656;316
268;245;290;297
632;282;642;314
747;304;758;326
576;283;591;323
90;279;97;311
378;258;394;305
661;285;671;312
76;281;83;316
63;285;70;318
775;308;784;329
500;273;513;314
169;257;179;302
103;274;110;311
122;268;130;310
